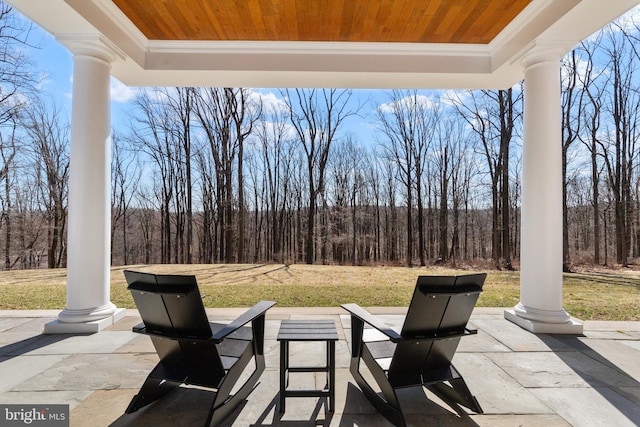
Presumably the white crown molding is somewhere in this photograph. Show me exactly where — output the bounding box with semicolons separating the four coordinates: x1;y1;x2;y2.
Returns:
490;0;558;54
146;39;491;57
92;0;148;53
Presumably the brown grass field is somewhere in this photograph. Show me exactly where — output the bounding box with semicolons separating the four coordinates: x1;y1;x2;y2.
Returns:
0;264;639;321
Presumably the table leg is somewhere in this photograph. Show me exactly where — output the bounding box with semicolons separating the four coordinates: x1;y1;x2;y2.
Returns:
279;340;287;413
328;340;335;412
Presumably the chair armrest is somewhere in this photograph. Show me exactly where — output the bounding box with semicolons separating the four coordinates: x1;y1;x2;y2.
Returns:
211;300;276;342
341;303;403;343
132;323;214;342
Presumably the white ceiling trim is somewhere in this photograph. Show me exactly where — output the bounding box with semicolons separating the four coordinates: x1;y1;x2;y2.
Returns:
91;0;146;54
146;40;491;57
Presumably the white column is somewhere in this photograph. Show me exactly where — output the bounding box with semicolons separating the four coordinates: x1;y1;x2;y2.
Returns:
45;38;124;333
504;44;582;334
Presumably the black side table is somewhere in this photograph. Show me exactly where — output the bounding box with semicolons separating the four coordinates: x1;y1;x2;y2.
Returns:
277;319;339;413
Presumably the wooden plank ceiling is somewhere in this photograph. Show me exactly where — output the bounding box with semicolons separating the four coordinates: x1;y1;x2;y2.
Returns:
112;0;532;44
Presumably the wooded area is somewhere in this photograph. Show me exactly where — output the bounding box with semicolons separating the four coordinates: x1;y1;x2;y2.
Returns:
0;4;639;270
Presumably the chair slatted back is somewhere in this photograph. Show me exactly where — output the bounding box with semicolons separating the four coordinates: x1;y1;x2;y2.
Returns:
401;275;457;338
125;270;211;338
388;273;486;387
125;270;226;387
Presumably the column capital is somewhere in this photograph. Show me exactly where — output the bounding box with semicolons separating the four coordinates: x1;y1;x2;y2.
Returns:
57;33;126;64
513;39;576;69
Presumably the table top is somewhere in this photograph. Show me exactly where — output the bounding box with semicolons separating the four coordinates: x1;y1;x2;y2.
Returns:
277;319;338;341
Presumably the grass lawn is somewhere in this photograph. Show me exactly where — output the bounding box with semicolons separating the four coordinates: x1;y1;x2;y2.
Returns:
0;264;639;321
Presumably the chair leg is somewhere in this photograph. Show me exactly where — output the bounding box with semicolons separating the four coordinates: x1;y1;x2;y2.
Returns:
206;345;264;427
428;370;483;414
350;350;406;427
125;374;180;414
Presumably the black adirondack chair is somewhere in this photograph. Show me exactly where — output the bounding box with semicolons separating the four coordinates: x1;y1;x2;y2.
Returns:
123;270;275;426
342;273;486;427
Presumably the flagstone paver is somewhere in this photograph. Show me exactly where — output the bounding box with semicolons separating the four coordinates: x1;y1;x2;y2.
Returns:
0;309;639;426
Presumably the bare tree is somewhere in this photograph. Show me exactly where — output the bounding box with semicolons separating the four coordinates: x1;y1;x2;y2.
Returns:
282;88;359;264
382;158;399;263
192;88;243;263
364;150;384;263
561;49;588;270
230;89;262;263
414;99;438;266
328;135;367;264
194;147;217;263
0;117;17;269
133;185;159;264
377;90;436;266
0;2;41;125
164;87;194;263
0;2;43;269
255;104;295;263
22;97;69;268
130;89;178;263
439;117;475;265
451;89;520;269
597;23;640;266
578;36;606;264
111;131;140;265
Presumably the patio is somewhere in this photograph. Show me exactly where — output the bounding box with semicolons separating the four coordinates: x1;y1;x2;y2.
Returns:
1;307;639;426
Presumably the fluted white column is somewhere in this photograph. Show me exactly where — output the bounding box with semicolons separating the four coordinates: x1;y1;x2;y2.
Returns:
45;38;124;333
505;43;582;334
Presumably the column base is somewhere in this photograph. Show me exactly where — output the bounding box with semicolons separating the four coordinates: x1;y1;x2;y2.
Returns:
44;307;126;334
504;309;583;334
513;302;572;323
56;303;120;323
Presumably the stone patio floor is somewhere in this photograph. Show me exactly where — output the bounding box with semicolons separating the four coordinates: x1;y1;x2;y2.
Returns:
1;307;640;426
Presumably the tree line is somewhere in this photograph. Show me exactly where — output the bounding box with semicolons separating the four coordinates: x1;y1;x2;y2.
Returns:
0;5;639;270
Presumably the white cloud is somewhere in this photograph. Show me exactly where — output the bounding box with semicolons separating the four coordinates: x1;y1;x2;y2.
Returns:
110;77;138;103
377;94;436;114
440;89;469;107
249;89;288;114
